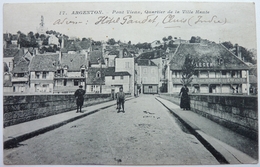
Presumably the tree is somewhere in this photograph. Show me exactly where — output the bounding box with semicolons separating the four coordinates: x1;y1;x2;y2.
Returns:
40;34;46;41
222;41;233;49
168;36;172;40
128;41;131;45
42;36;49;45
190;36;201;43
107;38;116;45
35;33;40;39
162;37;168;43
82;37;88;41
181;54;196;85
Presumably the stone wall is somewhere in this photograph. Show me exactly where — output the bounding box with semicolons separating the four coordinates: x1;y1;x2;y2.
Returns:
159;93;258;141
3;93;116;127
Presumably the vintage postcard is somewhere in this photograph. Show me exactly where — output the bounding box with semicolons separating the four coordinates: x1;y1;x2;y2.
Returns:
2;1;258;166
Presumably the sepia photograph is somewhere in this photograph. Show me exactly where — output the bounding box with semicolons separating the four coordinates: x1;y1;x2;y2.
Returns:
2;0;259;166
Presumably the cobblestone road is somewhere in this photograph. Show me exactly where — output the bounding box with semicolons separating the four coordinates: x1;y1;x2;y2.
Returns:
4;95;219;165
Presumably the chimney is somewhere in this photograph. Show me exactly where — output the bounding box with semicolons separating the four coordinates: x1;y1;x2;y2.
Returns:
119;49;123;58
235;44;241;59
61;37;64;48
59;51;62;63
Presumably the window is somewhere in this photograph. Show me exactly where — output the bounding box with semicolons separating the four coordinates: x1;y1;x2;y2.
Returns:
222;71;227;75
125;62;130;68
112;76;115;80
64;79;67;86
74;80;79;86
81;69;85;77
42;72;47;79
17;73;24;77
231;71;236;78
120;76;124;80
96;71;101;78
149;86;152;89
36;72;40;78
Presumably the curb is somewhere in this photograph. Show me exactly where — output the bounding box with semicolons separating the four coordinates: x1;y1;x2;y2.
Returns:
4;97;135;149
155;97;229;164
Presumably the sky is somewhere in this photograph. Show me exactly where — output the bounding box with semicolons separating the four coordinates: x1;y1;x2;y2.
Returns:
2;1;258;49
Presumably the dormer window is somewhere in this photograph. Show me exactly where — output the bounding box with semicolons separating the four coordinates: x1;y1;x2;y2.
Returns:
96;71;101;78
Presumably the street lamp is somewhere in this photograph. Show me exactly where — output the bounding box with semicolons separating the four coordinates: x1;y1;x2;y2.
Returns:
97;58;102;93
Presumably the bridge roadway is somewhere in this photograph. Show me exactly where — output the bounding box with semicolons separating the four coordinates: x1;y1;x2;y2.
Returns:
4;95;257;165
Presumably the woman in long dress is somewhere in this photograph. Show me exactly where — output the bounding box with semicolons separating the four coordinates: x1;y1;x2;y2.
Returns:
179;84;190;110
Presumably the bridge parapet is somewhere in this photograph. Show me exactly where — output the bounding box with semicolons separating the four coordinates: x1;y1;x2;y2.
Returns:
159;93;258;141
3;93;125;127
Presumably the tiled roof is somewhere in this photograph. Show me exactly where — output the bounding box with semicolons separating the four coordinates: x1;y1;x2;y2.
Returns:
108;50;119;56
4;80;12;87
105;67;131;76
137;59;157;66
13;58;29;73
61;53;88;71
78;41;91;50
86;67;105;85
137;49;165;60
89;50;105;64
3;48;19;58
170;43;250;70
30;54;59;71
65;41;82;52
63;40;91;52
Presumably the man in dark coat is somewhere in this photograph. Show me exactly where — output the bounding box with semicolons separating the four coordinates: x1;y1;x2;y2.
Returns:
74;85;86;113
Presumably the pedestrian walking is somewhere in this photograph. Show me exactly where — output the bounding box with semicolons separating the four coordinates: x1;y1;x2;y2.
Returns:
179;84;190;110
74;85;86;113
116;86;125;113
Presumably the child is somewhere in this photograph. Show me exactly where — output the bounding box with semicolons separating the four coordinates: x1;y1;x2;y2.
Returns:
116;86;125;113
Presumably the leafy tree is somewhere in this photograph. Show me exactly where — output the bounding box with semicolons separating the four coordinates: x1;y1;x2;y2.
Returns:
40;34;46;41
107;38;116;45
190;36;201;43
42;36;49;45
181;54;196;85
82;37;88;41
128;41;131;45
222;41;233;49
162;37;168;42
168;36;172;40
35;33;40;39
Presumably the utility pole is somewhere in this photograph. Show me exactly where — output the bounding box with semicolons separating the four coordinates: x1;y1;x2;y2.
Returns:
98;58;102;93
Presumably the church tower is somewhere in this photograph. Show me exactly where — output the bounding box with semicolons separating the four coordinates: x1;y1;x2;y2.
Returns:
37;16;48;34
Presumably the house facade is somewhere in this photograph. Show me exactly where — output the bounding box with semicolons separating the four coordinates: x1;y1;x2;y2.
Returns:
85;67;105;93
104;67;131;93
115;57;135;95
168;43;250;94
53;53;87;94
136;59;159;94
29;53;59;93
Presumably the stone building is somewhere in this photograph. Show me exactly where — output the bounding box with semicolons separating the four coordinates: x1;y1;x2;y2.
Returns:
136;59;159;94
53;53;88;94
167;43;250;94
29;53;59;93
